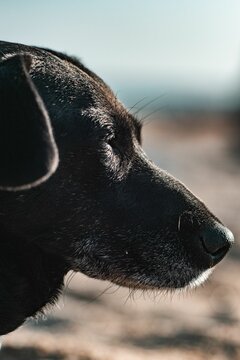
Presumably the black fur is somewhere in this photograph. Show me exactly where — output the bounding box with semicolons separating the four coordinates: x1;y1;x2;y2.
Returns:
0;41;233;335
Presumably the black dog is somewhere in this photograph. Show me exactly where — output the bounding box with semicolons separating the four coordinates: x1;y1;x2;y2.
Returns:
0;41;234;335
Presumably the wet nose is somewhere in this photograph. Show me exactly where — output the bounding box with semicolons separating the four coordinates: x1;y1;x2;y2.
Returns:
200;223;234;266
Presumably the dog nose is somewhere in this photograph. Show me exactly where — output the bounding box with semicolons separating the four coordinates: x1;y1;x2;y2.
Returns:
200;223;234;266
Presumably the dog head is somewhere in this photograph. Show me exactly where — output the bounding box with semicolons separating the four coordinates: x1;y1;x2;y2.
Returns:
0;41;234;334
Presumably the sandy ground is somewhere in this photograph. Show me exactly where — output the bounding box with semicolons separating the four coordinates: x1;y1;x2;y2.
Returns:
1;116;240;360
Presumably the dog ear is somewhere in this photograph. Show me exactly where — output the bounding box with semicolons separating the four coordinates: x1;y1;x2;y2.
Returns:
0;54;59;191
0;234;66;335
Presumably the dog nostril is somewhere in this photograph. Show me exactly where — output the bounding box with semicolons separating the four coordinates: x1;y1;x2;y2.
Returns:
200;223;234;266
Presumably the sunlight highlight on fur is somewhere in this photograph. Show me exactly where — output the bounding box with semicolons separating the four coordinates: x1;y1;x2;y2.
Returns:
186;268;213;290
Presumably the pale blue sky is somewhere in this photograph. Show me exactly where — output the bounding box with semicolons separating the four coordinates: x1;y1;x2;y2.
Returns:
1;0;240;107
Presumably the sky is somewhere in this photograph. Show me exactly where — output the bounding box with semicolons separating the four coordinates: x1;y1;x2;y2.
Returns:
1;0;240;107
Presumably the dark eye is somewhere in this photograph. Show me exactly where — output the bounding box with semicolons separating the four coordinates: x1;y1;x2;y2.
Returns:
107;137;122;157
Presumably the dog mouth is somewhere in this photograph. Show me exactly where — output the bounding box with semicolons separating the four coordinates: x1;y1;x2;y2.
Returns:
71;231;216;293
110;268;213;291
182;268;213;290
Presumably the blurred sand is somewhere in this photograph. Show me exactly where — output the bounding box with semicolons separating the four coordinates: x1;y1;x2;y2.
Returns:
1;116;240;360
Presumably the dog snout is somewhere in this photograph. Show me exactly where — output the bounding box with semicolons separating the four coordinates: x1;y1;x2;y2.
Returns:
199;223;234;266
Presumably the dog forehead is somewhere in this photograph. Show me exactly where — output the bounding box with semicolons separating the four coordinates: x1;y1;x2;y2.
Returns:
30;55;138;135
34;48;140;129
0;42;140;139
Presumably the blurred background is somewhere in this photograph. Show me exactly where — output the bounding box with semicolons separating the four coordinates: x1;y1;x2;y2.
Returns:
1;1;240;359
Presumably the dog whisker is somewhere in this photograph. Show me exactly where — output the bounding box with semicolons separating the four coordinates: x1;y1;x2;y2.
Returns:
127;97;148;114
124;287;137;305
140;104;168;124
90;283;120;303
133;94;166;116
178;214;182;232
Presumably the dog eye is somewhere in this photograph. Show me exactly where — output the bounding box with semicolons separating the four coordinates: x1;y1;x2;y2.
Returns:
107;138;121;157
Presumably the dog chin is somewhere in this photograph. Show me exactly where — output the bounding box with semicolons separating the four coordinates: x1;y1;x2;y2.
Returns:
109;268;213;292
182;268;213;290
